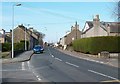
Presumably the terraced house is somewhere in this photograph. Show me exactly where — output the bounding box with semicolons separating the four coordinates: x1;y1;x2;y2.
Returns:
13;24;43;50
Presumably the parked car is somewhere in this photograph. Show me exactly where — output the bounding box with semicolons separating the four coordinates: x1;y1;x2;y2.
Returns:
33;45;44;53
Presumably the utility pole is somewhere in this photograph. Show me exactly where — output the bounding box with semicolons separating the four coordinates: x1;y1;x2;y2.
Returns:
75;21;77;39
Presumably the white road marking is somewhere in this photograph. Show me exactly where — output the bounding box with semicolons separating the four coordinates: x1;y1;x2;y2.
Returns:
27;61;31;70
81;58;106;65
51;55;54;58
65;62;79;68
48;48;53;57
22;62;25;70
1;69;25;71
100;61;104;64
70;54;106;65
55;57;62;61
88;69;118;80
32;71;42;81
38;78;41;81
95;61;100;63
27;61;42;81
90;59;95;62
36;75;39;78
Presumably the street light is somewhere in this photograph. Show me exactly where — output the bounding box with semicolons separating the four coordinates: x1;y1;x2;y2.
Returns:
12;3;21;58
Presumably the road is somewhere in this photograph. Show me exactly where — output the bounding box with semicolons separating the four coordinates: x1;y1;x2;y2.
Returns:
1;46;119;83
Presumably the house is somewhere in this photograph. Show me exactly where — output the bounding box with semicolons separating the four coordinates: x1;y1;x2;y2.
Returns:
0;33;1;52
0;29;5;43
5;30;12;43
59;37;66;47
13;24;42;50
82;15;120;38
60;22;81;48
28;28;44;45
0;29;12;43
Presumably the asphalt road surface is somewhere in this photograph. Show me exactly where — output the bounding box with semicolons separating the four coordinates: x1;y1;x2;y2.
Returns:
1;46;119;83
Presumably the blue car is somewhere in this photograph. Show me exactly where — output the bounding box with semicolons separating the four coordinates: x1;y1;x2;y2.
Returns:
33;45;44;53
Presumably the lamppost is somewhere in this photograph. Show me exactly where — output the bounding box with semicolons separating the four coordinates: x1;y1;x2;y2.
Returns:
12;3;21;58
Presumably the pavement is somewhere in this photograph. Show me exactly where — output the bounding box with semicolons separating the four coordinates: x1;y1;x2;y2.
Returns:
1;50;34;64
56;48;119;68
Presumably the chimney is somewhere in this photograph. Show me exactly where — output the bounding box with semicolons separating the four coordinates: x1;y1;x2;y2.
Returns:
75;21;77;27
93;15;100;36
75;21;79;30
10;29;12;32
71;26;74;31
93;14;100;27
93;15;100;22
29;27;34;32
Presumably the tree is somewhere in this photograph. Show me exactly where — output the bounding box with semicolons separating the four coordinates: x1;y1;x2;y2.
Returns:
118;1;120;20
32;29;45;39
31;29;45;45
113;1;120;21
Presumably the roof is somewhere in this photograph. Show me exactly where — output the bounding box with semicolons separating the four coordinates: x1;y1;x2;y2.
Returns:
101;22;120;33
82;21;93;34
16;25;39;40
109;22;120;33
82;21;120;34
0;29;5;31
86;21;93;28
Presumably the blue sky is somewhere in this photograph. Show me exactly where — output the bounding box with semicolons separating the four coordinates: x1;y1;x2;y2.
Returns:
1;2;116;43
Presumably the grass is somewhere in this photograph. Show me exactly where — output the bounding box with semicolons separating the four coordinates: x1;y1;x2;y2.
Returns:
0;52;10;58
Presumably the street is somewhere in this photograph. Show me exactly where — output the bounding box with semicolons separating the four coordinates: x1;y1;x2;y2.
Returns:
1;46;119;83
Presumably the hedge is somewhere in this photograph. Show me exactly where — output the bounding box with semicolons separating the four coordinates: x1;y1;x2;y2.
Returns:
2;40;29;52
72;36;120;55
14;42;24;51
20;40;29;50
2;43;11;52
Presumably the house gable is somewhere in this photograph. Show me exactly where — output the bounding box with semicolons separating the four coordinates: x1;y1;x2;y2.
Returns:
13;26;30;43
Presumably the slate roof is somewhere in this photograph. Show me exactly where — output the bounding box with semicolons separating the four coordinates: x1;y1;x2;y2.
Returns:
82;21;120;34
109;22;120;33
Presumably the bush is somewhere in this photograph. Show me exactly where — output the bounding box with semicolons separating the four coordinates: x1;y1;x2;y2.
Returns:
20;40;29;50
14;40;29;51
14;42;24;51
2;43;11;52
73;36;120;55
2;40;29;52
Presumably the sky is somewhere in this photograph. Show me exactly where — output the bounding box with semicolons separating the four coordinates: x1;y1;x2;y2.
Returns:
1;1;117;43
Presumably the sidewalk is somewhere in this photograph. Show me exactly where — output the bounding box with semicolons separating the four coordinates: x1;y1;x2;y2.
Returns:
1;50;33;64
57;48;119;68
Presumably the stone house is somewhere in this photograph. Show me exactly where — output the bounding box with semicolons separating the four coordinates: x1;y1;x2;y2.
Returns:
13;25;41;50
0;29;12;43
82;15;120;38
59;37;66;47
60;22;81;47
0;29;5;43
28;28;44;45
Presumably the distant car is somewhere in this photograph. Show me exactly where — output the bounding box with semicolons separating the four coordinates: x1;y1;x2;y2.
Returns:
33;45;44;53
